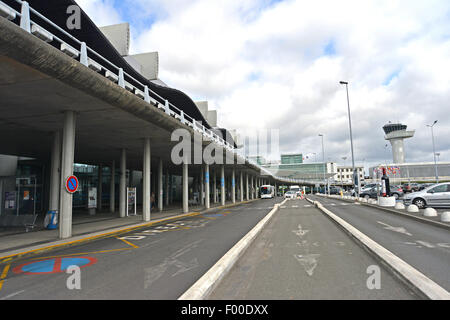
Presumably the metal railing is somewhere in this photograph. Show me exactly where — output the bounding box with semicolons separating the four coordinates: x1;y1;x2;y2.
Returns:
0;0;309;185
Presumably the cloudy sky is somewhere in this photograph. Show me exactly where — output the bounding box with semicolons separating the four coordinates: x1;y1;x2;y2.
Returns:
77;0;450;170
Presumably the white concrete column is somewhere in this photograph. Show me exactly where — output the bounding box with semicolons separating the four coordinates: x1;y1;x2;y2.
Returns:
120;148;127;218
49;131;61;212
165;170;169;206
200;166;204;206
221;165;225;206
158;158;163;212
246;173;249;201
183;161;189;213
205;164;210;209
142;139;151;221
232;168;236;204
59;111;76;239
110;160;115;213
240;171;244;202
97;164;103;211
213;169;217;204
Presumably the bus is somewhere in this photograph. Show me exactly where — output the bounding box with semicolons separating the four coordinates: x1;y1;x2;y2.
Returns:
290;185;301;196
260;185;275;199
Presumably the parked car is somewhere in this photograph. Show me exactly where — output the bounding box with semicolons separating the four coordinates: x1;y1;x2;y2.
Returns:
401;183;420;193
360;185;404;200
361;183;380;192
284;191;296;199
329;186;342;195
418;183;435;191
403;182;450;209
390;185;404;199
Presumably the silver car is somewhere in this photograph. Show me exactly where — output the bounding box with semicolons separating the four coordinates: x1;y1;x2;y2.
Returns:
284;191;296;199
403;182;450;209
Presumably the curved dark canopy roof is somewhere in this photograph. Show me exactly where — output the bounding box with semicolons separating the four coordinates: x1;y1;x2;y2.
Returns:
4;0;215;129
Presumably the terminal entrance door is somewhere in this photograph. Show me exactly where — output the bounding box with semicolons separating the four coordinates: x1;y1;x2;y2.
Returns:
16;177;40;216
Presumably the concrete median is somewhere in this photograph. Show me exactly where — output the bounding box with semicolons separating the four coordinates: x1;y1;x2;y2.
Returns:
178;198;288;300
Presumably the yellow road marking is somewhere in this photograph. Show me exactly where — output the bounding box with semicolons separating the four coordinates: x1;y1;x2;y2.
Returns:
0;201;257;263
0;211;202;262
28;248;132;261
199;215;217;220
116;237;139;249
0;264;11;292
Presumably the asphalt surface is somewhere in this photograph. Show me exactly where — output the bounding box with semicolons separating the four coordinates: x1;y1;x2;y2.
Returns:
0;198;282;300
308;195;450;291
209;198;418;300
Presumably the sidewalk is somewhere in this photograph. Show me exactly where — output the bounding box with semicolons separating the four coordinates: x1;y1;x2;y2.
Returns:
0;200;240;257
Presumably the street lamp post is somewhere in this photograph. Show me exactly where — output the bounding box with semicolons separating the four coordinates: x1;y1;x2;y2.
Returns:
340;81;358;197
427;120;439;183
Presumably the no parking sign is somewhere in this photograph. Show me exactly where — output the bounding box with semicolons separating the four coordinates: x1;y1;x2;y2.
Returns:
65;175;79;194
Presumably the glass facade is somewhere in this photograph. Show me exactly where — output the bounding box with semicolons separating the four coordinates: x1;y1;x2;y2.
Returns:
281;154;303;164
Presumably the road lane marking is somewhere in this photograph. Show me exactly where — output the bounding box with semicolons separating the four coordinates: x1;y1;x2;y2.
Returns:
294;254;320;276
28;248;132;261
116;237;139;249
144;240;202;289
0;290;25;300
377;221;413;236
292;224;309;237
13;257;97;275
416;241;436;248
0;264;11;292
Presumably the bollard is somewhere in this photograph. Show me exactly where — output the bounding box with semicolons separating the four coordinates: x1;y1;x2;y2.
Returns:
423;208;438;217
407;205;419;213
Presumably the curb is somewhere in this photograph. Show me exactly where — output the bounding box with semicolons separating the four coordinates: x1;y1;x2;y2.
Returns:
315;195;450;230
178;198;288;300
306;197;450;300
0;199;258;264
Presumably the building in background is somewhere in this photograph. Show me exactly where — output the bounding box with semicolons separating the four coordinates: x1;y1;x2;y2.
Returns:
281;154;303;165
261;153;337;185
335;166;365;187
369;162;450;184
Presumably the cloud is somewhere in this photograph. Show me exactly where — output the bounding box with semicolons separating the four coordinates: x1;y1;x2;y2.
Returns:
80;0;450;167
76;0;123;27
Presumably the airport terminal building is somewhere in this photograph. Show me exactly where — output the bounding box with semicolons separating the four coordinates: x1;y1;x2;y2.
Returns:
369;162;450;184
0;0;311;239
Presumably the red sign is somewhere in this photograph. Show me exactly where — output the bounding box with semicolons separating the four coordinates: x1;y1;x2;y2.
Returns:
65;175;79;194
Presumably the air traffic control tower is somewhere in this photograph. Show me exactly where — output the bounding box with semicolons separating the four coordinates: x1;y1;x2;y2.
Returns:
383;123;415;164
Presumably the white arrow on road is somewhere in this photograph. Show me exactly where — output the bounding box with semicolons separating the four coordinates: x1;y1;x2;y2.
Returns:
377;221;412;236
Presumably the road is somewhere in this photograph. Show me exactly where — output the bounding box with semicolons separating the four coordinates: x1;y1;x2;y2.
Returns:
0;198;282;300
210;198;418;299
307;195;450;291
